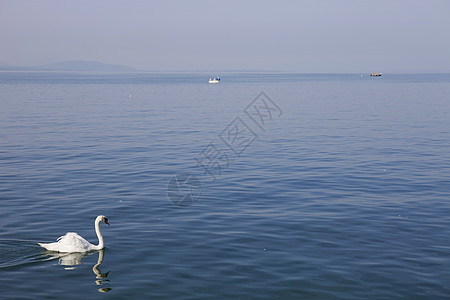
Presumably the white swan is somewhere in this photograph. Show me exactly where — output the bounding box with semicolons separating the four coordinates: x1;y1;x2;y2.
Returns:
38;215;110;252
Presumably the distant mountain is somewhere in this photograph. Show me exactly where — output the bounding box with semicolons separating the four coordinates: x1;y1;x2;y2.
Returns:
36;60;137;71
0;61;15;68
0;60;138;72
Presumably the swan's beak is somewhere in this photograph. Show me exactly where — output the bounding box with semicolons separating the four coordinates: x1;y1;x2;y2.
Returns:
105;220;110;225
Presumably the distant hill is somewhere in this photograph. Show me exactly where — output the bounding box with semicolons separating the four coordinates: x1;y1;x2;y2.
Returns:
0;60;138;72
0;61;15;68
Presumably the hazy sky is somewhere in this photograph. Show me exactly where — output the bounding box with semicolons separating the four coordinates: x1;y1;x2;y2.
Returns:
1;0;449;72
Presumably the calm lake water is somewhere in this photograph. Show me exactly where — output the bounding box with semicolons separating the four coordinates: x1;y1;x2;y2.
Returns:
1;72;450;299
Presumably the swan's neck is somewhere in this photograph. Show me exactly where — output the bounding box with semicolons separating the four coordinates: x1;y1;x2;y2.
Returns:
94;219;104;250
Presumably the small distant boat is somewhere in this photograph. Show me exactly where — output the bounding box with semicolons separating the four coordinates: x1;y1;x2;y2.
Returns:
209;76;220;83
370;73;382;76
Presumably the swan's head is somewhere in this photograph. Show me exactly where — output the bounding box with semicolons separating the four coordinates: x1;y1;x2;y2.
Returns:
96;215;110;225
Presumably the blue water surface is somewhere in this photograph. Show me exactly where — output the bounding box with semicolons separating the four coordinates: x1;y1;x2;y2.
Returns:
0;72;450;299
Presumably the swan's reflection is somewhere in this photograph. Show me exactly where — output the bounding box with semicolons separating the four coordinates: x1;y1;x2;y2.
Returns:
44;249;111;293
92;249;111;293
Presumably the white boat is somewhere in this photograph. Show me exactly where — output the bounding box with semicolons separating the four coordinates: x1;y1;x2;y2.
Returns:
209;76;220;83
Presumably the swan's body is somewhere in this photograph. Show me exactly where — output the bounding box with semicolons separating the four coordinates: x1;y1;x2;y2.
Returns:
38;215;109;253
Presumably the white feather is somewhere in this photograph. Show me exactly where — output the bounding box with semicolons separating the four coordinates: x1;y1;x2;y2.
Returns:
38;215;109;253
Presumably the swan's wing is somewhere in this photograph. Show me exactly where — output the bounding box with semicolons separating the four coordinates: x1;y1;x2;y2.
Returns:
57;232;94;252
39;232;94;252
